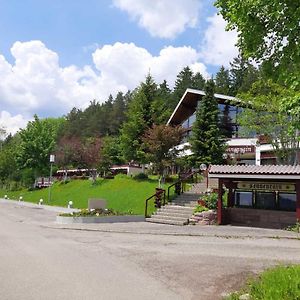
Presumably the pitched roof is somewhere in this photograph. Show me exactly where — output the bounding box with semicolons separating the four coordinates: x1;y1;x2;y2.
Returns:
208;164;300;179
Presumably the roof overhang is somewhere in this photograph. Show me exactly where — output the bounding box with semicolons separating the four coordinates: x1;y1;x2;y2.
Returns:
167;88;240;126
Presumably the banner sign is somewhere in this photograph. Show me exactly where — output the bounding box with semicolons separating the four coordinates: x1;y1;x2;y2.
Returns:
237;182;295;192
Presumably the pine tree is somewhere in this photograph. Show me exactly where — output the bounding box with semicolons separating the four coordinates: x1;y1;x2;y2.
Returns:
190;80;225;165
215;66;231;95
172;66;194;110
192;72;206;90
151;80;172;124
120;74;158;163
230;55;260;95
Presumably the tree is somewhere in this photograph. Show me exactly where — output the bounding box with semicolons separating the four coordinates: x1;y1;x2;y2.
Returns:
215;0;300;81
17;115;64;176
192;72;206;90
172;66;194;109
215;66;231;95
152;80;172;124
142;124;184;184
80;137;102;182
99;136;125;175
230;55;260;95
120;74;158;163
189;80;226;165
238;80;300;165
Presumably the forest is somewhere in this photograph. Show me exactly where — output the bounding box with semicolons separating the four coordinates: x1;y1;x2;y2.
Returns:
0;55;285;189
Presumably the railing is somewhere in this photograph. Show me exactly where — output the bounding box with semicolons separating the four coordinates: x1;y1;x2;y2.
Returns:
144;188;166;218
167;170;200;202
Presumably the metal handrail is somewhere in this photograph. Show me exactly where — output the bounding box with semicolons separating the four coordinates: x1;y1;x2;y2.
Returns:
167;170;200;202
144;189;166;218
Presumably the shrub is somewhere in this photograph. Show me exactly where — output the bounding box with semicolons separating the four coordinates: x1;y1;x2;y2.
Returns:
133;173;148;180
202;192;218;210
194;205;209;213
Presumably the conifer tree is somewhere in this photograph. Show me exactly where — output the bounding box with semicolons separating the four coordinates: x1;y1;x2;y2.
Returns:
172;66;194;109
190;80;225;165
192;72;206;90
120;74;157;163
215;66;231;95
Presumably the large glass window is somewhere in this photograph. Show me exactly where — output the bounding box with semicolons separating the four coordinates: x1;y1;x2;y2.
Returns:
278;193;296;211
235;191;253;207
255;192;276;210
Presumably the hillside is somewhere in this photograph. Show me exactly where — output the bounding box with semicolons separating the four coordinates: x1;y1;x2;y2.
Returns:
0;175;174;215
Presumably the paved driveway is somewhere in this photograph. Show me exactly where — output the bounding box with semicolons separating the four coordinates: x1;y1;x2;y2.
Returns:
1;200;300;300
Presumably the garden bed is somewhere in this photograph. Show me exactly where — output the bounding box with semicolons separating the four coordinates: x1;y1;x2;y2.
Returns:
56;208;145;224
56;215;145;224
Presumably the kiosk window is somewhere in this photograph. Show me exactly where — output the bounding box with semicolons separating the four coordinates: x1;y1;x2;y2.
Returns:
256;192;276;209
235;191;253;207
278;193;296;211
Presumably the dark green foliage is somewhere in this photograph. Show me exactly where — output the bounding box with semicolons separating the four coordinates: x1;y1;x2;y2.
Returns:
190;80;226;165
120;74;165;163
192;72;206;90
61;92;130;138
215;66;231;95
201;193;218;210
133;173;149;180
230;55;260;95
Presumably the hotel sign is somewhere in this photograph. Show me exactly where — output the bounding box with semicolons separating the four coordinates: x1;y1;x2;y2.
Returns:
226;146;255;154
237;182;295;192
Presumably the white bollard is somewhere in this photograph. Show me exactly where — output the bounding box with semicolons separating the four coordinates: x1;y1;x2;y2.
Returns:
68;201;73;209
39;198;43;205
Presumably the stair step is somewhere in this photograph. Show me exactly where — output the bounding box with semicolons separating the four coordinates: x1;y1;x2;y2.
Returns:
155;211;193;218
146;218;187;226
160;205;194;211
150;215;189;222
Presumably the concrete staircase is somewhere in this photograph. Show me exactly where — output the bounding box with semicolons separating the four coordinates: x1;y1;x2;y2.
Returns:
146;192;202;226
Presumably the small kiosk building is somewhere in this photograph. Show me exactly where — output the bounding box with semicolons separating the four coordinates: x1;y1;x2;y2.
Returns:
209;165;300;228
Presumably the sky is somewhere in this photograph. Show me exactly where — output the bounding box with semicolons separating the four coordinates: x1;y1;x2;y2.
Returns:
0;0;238;134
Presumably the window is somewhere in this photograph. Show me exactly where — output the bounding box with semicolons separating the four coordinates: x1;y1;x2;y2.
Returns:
235;191;253;207
278;193;296;211
255;192;276;210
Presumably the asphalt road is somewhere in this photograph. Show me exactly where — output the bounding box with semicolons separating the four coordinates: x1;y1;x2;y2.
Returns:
1;200;300;300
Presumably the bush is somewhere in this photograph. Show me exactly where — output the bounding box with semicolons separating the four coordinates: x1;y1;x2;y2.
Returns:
133;172;148;180
194;205;209;213
202;192;218;210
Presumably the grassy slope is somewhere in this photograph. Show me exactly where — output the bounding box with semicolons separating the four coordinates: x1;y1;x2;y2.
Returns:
0;175;173;215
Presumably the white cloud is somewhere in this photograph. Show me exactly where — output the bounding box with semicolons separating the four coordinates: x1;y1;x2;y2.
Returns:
200;14;239;67
0;111;31;135
0;40;209;134
93;43;209;88
112;0;201;39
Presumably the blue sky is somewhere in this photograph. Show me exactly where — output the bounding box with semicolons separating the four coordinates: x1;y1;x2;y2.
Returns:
0;0;238;134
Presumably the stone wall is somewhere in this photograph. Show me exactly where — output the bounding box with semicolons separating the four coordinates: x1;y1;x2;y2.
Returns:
227;207;296;229
189;210;217;225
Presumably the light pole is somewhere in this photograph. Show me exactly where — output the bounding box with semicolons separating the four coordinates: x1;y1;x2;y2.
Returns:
48;154;55;203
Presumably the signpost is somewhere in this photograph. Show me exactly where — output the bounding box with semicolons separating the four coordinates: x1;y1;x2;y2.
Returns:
48;154;55;203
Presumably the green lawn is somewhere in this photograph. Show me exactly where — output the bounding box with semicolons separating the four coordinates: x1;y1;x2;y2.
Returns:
227;265;300;300
0;175;175;215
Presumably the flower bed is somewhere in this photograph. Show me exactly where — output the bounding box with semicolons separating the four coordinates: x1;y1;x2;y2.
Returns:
57;208;145;224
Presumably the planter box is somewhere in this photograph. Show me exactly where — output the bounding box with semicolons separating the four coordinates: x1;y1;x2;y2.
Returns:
56;215;145;224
